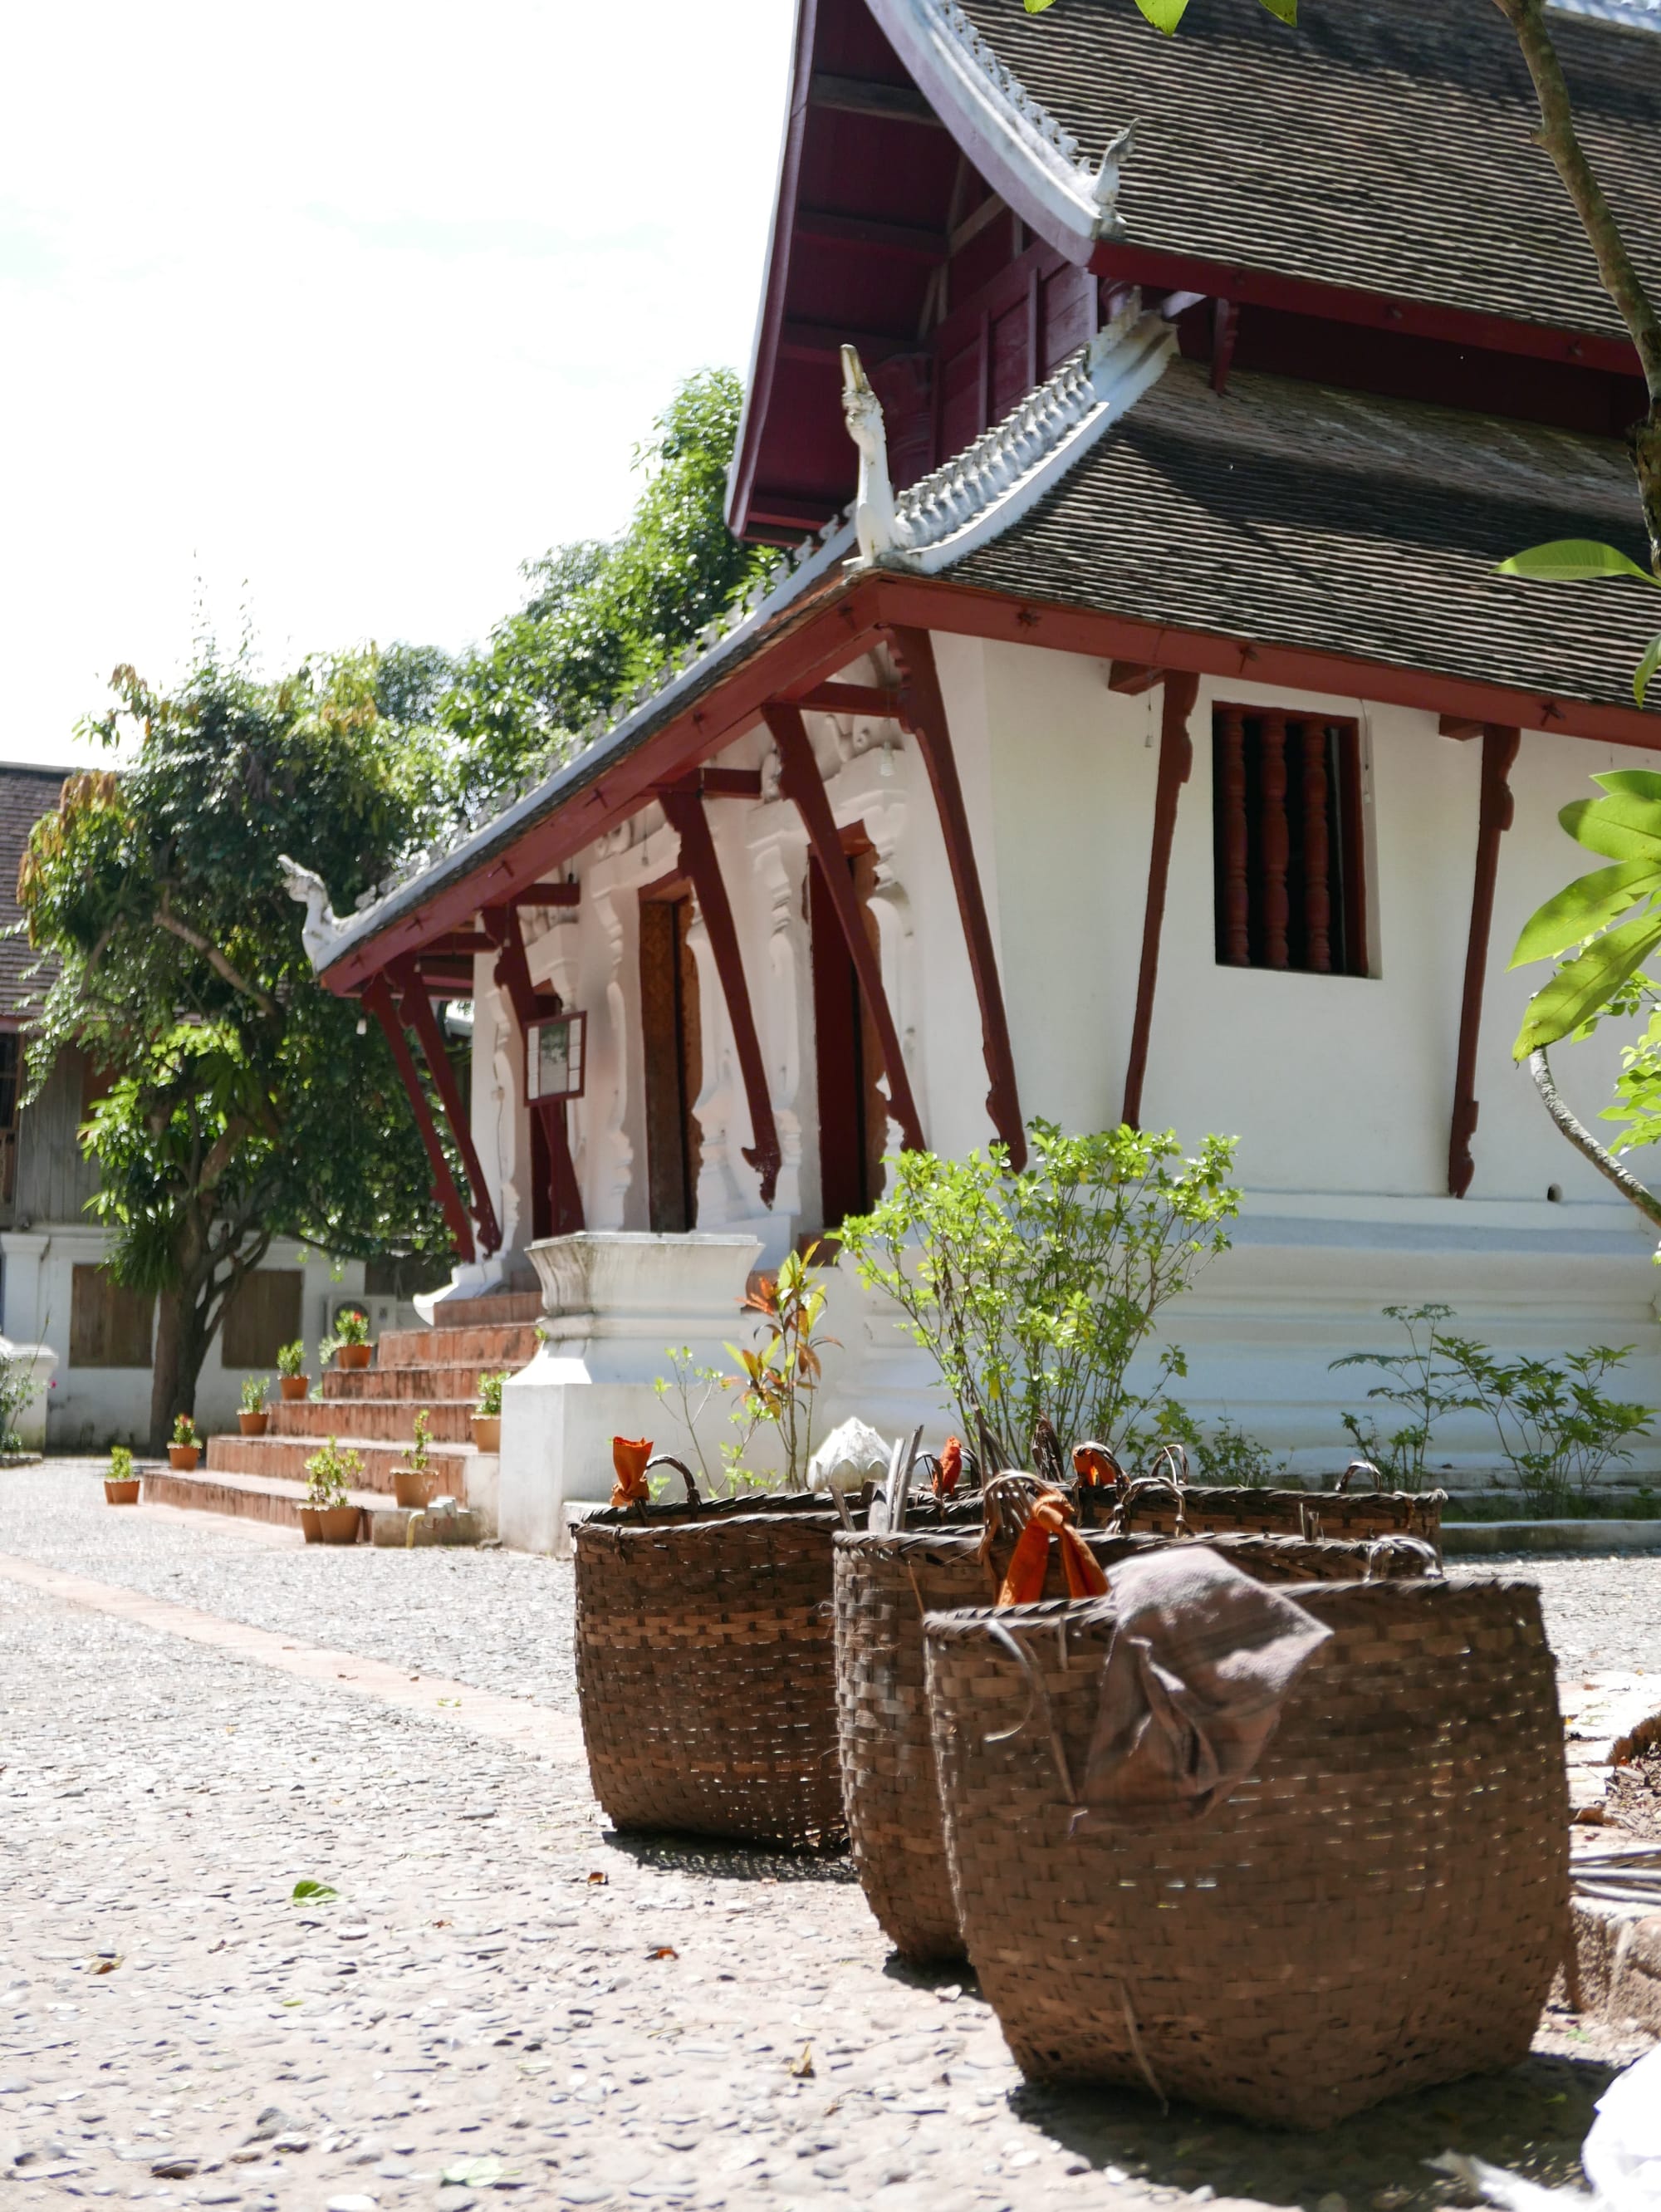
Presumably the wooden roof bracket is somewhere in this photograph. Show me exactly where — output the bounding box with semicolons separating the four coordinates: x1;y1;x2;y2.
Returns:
888;624;1026;1168
1447;723;1520;1198
762;700;928;1154
390;956;504;1258
1123;671;1202;1129
656;785;784;1209
363;972;477;1266
480;906;584;1238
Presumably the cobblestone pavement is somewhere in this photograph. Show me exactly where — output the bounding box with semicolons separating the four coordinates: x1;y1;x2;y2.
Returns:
0;1464;1653;2212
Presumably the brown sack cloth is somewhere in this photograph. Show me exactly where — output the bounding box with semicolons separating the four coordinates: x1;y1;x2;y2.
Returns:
1077;1546;1332;1828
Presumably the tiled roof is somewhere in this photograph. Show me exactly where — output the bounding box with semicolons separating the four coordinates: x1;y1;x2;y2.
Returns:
940;0;1661;341
0;767;67;1025
953;359;1659;712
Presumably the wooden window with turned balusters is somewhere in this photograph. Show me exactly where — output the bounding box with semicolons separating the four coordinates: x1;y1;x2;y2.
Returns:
1212;706;1369;977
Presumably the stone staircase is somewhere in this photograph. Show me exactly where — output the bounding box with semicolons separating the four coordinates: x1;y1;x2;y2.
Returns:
140;1292;542;1541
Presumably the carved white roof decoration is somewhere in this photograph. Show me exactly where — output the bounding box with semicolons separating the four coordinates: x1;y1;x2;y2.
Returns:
870;0;1133;250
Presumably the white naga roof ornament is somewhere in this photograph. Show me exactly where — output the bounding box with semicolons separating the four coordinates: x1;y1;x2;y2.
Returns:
279;854;353;970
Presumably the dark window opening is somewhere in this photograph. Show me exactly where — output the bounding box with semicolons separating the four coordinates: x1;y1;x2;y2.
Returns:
1213;707;1369;976
639;894;703;1234
0;1032;17;1208
809;839;889;1233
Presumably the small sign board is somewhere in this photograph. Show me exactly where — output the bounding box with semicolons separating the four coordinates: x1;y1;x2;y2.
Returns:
526;1010;586;1102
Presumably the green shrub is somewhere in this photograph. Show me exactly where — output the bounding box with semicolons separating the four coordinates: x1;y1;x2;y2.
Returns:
304;1437;362;1508
171;1412;201;1450
240;1375;270;1415
277;1340;306;1380
108;1444;134;1483
476;1372;505;1419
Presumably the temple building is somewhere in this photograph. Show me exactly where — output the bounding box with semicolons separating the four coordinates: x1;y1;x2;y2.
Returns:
296;0;1661;1543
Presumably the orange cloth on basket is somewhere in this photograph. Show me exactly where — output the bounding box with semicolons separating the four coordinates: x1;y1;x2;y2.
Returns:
611;1436;653;1507
1072;1442;1120;1489
933;1436;963;1499
996;1489;1109;1607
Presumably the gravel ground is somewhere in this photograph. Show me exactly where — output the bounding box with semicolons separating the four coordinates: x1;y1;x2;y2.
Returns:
1448;1552;1661;1675
0;1462;577;1715
0;1464;1653;2212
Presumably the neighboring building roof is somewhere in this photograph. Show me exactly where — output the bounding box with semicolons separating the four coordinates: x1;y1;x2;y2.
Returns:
0;766;68;1025
953;358;1658;714
923;0;1660;340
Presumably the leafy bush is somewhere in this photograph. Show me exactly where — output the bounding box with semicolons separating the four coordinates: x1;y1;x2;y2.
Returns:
277;1340;306;1380
332;1308;370;1348
108;1444;134;1483
838;1120;1238;1464
1194;1418;1288;1489
0;1349;39;1452
476;1372;505;1420
171;1413;201;1449
1439;1335;1650;1516
409;1407;432;1474
305;1437;362;1509
240;1375;270;1414
1331;1303;1469;1489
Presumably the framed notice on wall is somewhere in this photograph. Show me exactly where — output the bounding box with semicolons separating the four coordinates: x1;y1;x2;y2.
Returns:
526;1010;586;1102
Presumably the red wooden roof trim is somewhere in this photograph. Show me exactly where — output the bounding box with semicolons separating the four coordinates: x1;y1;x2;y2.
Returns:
1092;243;1643;381
727;0;823;537
364;974;476;1266
866;575;1661;752
1121;671;1200;1131
1448;725;1521;1199
391;958;503;1258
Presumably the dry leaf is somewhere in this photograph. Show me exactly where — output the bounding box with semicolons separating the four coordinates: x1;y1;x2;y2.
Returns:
90;1956;120;1975
790;2043;814;2078
649;1945;678;1960
586;1871;608;1886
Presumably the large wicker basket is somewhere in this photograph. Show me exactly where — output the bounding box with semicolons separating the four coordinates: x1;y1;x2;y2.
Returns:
1081;1478;1444;1547
923;1578;1568;2129
835;1528;1438;1965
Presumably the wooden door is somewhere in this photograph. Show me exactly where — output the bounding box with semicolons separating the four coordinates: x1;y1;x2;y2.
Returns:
639;895;703;1233
809;842;889;1233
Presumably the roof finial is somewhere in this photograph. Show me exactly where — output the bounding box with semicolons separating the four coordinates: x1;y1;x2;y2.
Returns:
1092;123;1135;223
840;344;899;566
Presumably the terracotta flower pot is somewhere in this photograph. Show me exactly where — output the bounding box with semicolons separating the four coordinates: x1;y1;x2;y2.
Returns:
168;1444;200;1470
472;1415;502;1453
300;1505;321;1543
317;1503;361;1544
392;1466;432;1509
104;1479;140;1505
279;1376;308;1401
336;1344;372;1371
238;1411;269;1436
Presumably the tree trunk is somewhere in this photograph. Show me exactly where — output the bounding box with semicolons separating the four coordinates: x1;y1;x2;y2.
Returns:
149;1284;214;1456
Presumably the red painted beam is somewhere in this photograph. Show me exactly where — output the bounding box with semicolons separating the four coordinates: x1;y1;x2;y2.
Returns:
364;974;475;1265
1448;724;1521;1199
796;207;947;261
1123;674;1201;1130
1090;240;1641;380
658;787;783;1208
479;906;583;1237
698;768;764;798
793;682;903;716
502;882;581;908
763;699;926;1154
393;959;503;1258
889;624;1025;1166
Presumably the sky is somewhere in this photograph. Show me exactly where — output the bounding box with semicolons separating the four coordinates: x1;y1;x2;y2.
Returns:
0;1;796;768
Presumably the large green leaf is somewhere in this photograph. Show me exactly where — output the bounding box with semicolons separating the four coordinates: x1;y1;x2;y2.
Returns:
1594;769;1661;805
1637;635;1661;709
1514;908;1661;1057
1561;794;1661;864
1133;0;1190;27
1510;860;1661;969
1496;540;1656;584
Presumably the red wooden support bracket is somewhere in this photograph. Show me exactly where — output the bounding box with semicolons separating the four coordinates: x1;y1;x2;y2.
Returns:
479;908;585;1237
390;959;503;1257
888;625;1026;1167
1107;660;1163;696
1123;673;1201;1129
792;682;903;718
1448;724;1521;1198
657;786;784;1208
364;973;476;1265
762;701;927;1154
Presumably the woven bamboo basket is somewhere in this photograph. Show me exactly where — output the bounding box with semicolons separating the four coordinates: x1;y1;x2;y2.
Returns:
923;1578;1568;2129
1080;1477;1445;1547
835;1528;1438;1965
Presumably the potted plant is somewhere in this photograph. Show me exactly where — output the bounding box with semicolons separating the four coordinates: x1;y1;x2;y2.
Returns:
301;1437;363;1544
473;1372;504;1453
392;1407;434;1510
277;1340;308;1401
168;1415;202;1471
331;1308;373;1371
238;1376;272;1436
104;1444;140;1505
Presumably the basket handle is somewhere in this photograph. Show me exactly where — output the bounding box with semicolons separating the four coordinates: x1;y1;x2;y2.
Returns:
1335;1459;1379;1494
644;1454;700;1509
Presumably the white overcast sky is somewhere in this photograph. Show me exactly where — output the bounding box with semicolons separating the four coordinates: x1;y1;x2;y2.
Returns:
0;1;796;768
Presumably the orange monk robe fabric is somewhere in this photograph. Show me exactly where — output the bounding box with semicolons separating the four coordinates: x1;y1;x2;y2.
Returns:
611;1436;653;1507
1073;1442;1121;1489
933;1436;963;1499
996;1489;1109;1607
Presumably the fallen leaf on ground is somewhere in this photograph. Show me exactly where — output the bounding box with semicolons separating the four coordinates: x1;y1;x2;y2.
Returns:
790;2043;815;2078
89;1957;120;1975
441;2156;504;2187
649;1945;678;1960
586;1871;608;1886
291;1880;339;1904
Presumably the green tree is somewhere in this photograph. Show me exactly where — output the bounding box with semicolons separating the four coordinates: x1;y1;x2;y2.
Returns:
443;368;774;813
17;650;458;1449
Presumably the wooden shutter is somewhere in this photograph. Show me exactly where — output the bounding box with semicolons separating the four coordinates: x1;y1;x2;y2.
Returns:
69;1264;154;1368
220;1269;304;1369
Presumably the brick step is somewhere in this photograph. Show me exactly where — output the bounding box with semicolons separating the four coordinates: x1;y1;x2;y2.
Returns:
208;1435;476;1501
321;1363;512;1404
269;1399;479;1444
140;1464;385;1539
421;1291;544;1327
375;1322;541;1371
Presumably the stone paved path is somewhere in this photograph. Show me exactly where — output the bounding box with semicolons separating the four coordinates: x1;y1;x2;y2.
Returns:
0;1463;1652;2212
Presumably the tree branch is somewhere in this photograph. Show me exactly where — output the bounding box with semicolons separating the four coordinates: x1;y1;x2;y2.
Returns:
1492;0;1661;563
155;893;277;1017
1529;1046;1661;1230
